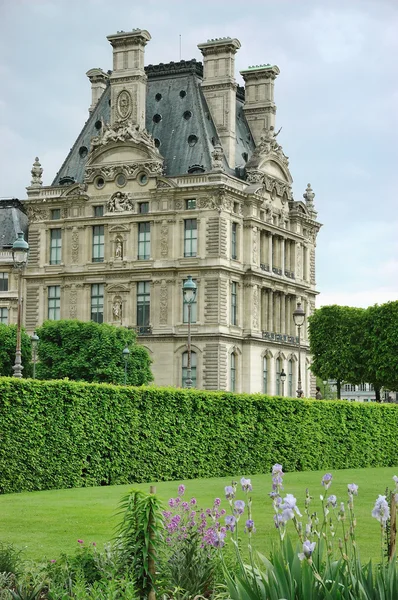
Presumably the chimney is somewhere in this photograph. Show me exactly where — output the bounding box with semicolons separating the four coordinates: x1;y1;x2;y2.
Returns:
198;37;241;168
106;29;151;128
240;64;280;145
86;68;109;113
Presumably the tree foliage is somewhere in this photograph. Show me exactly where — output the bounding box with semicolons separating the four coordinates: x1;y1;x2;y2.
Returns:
308;305;366;397
309;301;398;399
363;301;398;392
36;320;153;385
0;324;33;378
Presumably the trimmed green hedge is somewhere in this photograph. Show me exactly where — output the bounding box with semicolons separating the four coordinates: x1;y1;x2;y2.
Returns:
0;377;397;494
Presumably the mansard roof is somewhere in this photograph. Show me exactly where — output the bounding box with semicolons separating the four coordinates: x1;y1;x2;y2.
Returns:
0;198;28;249
52;59;255;186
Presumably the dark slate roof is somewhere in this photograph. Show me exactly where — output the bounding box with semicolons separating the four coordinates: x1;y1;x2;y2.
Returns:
52;60;255;186
0;198;28;249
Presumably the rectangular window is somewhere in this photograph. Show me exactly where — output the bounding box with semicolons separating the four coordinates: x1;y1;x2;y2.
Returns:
184;219;197;257
182;351;197;388
50;229;62;265
288;360;293;397
231;222;237;260
92;225;104;262
0;308;8;323
0;273;9;292
231;353;236;392
183;279;197;323
275;358;281;395
51;209;61;220
263;357;268;394
139;202;149;214
48;286;61;320
94;205;104;217
137;281;150;328
138;222;151;259
185;198;196;210
231;281;237;326
91;284;104;323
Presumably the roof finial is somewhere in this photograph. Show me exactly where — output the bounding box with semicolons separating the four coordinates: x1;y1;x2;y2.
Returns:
303;183;317;218
30;157;43;187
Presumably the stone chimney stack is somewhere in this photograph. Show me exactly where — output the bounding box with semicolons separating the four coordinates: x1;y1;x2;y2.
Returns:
198;37;241;168
240;64;280;145
107;29;151;128
86;68;109;113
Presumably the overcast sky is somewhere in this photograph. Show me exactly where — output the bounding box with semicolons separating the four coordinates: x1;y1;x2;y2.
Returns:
0;0;397;308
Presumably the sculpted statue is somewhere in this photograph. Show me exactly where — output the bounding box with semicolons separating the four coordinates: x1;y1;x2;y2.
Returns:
112;299;122;320
211;144;225;171
115;239;123;259
89;118;160;157
107;191;134;213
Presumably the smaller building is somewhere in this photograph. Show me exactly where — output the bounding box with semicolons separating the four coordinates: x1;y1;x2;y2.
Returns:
0;198;28;325
327;380;397;403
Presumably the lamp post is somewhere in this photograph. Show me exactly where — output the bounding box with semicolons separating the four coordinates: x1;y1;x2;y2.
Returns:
122;345;130;385
323;379;328;400
31;331;39;379
293;301;306;398
12;232;29;378
183;275;197;389
280;368;286;396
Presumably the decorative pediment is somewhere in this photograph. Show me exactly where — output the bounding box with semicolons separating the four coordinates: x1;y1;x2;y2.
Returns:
157;177;178;189
108;224;130;233
106;283;130;293
60;183;89;200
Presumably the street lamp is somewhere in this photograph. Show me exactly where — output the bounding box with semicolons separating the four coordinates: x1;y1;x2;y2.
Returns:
182;275;197;389
12;232;29;378
280;368;286;396
31;331;39;379
122;345;130;385
323;379;328;400
293;301;306;398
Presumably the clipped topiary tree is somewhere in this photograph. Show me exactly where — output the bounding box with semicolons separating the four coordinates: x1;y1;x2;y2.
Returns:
0;324;33;378
36;320;153;385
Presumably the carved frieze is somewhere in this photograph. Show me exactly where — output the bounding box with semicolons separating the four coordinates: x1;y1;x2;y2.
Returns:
159;281;168;324
71;228;79;264
26;206;49;222
160;222;168;258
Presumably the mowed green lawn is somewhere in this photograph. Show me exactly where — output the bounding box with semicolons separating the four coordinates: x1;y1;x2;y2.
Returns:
0;466;396;563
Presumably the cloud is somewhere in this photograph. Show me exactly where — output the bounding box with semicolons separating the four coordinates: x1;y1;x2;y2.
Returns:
317;287;398;309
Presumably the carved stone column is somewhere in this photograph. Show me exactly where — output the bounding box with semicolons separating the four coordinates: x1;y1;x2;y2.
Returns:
261;288;267;331
281;292;286;335
285;240;291;274
268;233;273;271
296;242;302;280
268;289;274;332
286;295;291;335
280;237;285;274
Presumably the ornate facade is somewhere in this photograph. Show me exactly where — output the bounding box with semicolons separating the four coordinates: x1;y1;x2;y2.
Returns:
10;30;321;394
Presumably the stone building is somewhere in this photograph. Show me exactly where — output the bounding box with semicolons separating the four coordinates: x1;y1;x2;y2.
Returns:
0;198;28;326
18;29;321;394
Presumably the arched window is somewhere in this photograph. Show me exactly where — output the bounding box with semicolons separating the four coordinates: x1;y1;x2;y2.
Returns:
230;352;237;392
182;351;197;388
275;357;281;395
288;359;293;397
263;356;268;394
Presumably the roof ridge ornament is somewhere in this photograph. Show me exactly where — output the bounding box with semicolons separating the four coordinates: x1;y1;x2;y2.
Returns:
30;157;43;187
303;183;317;218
